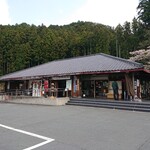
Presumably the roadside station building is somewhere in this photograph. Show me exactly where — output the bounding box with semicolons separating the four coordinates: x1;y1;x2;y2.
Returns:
0;53;150;101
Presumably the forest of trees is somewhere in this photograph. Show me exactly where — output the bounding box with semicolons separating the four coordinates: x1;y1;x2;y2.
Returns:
0;0;149;76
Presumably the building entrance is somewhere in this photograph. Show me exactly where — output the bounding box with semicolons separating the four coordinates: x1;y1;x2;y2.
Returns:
57;80;66;97
82;80;108;98
82;80;94;97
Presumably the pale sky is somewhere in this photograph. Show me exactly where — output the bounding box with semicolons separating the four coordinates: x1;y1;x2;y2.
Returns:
0;0;139;27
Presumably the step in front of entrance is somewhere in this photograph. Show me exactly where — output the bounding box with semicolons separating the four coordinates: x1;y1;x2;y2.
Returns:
66;98;150;112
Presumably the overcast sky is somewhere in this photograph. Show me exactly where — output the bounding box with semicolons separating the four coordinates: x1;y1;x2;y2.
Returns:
0;0;139;27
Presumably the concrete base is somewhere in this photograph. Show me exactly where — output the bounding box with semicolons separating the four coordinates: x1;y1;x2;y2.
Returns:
0;95;69;106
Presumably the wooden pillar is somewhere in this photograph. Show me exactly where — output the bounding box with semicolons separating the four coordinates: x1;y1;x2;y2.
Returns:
94;80;96;98
132;73;135;100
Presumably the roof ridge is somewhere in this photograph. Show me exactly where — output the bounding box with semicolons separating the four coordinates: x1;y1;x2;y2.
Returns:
50;53;101;62
100;53;144;68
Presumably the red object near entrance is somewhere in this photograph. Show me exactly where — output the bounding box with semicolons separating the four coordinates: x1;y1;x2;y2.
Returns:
44;80;49;92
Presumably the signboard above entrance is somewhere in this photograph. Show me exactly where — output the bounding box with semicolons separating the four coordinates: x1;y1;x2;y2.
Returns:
52;76;70;80
82;75;109;80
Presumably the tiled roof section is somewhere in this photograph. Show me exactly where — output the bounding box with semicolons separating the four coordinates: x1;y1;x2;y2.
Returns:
0;53;144;80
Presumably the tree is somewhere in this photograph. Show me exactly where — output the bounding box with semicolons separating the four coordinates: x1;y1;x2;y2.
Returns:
131;18;141;50
115;24;124;57
115;22;135;58
137;0;150;28
129;46;150;69
0;21;121;75
123;21;133;56
136;0;150;49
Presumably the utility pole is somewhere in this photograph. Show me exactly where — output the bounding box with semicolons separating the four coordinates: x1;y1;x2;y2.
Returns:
116;38;121;58
118;45;121;57
116;39;118;57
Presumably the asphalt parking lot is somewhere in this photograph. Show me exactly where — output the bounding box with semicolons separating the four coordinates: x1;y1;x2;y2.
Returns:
0;103;150;150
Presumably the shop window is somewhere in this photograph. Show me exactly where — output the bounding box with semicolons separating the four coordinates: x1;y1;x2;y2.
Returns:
95;80;108;98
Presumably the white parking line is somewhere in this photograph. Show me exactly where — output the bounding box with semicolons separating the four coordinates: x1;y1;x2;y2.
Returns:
0;124;55;150
23;140;53;150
